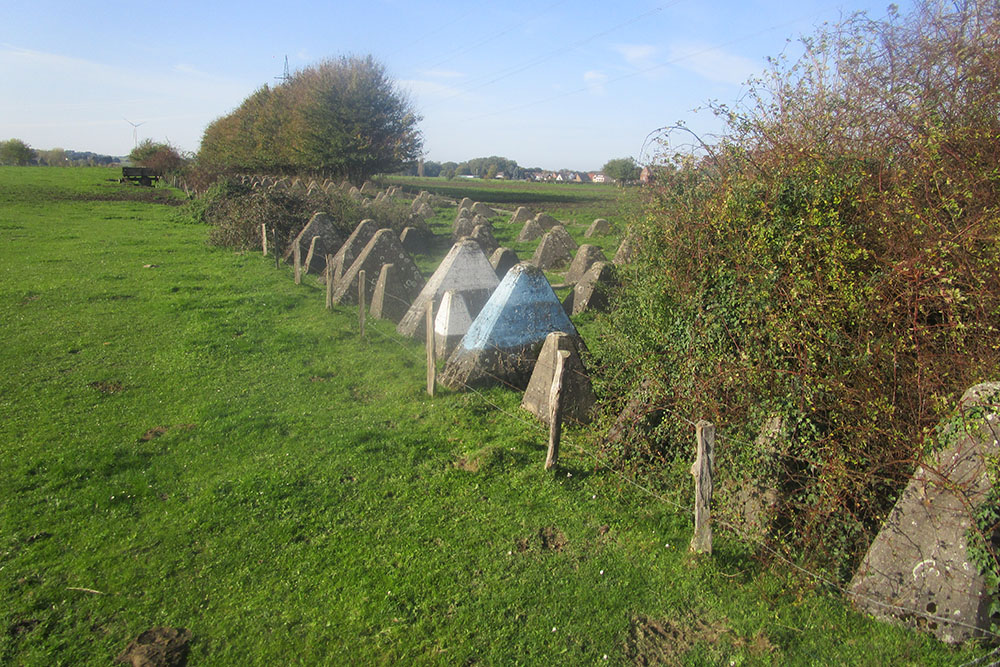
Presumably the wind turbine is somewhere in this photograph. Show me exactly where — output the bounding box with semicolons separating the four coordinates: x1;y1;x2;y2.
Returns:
123;118;145;149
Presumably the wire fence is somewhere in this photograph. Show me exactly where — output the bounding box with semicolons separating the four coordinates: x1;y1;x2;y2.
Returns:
275;222;1000;658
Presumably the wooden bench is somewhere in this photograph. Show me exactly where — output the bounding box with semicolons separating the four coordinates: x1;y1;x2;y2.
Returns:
120;167;161;186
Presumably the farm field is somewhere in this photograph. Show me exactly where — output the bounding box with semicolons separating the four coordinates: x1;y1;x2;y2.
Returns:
0;167;979;665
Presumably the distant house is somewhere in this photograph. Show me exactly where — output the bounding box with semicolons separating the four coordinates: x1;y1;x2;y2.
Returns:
589;172;609;184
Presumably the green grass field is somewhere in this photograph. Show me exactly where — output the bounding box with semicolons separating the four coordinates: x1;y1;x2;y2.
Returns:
0;167;982;665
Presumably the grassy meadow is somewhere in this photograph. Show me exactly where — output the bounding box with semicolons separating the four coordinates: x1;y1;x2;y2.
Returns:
0;167;983;664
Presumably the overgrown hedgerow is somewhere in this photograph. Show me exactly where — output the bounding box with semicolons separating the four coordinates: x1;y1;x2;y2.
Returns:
591;0;1000;575
187;176;414;253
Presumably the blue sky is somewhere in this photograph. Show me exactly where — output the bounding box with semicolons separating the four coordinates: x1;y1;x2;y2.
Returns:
2;0;905;171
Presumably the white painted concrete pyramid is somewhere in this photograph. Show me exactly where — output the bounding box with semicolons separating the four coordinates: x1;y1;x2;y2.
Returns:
396;239;500;339
440;263;578;391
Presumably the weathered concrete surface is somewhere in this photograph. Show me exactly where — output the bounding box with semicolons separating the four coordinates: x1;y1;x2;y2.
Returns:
564;244;609;284
490;247;520;280
531;226;577;270
282;212;345;274
329;219;379;284
399;226;430;255
331;229;424;306
849;382;1000;644
614;234;636;265
416;201;435;219
452;216;476;241
434;290;473;359
521;332;595;425
369;263;411;323
562;261;616;315
585;218;613;237
440;263;578;391
360;181;376;195
459;197;473;210
517;218;544;242
396;240;500;338
534;213;560;230
469;224;499;256
510;206;533;224
471;202;497;218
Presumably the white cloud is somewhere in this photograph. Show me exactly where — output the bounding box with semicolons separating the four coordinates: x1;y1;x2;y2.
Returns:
584;70;607;95
398;78;474;103
668;41;761;85
614;43;658;69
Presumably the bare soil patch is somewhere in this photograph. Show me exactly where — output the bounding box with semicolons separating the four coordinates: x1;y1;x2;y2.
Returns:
114;626;191;667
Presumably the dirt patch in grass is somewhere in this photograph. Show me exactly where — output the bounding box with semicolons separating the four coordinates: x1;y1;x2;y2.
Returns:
89;380;124;394
8;619;39;638
67;188;186;207
139;424;196;441
516;526;568;553
624;613;730;666
114;626;191;667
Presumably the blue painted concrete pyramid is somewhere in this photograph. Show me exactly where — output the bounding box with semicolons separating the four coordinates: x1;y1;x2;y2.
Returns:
440;262;578;390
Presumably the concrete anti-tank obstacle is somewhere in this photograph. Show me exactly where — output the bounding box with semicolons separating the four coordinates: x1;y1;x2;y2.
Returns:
534;213;560;230
459;197;473;210
848;382;1000;644
452;217;475;241
328;219;379;284
399;226;430;255
439;262;578;391
521;331;596;425
489;247;520;280
517;218;544;243
585;218;613;237
531;226;577;270
564;244;609;284
469;225;498;256
614;234;636;265
562;261;616;316
434;290;473;359
510;206;533;225
396;239;500;339
282;212;345;275
470;202;497;218
369;263;411;323
330;229;424;307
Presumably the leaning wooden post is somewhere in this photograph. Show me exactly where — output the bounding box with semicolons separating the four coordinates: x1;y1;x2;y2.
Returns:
272;228;280;270
293;240;302;284
544;351;569;470
690;420;716;555
425;300;436;396
358;269;366;339
261;223;268;256
324;254;333;310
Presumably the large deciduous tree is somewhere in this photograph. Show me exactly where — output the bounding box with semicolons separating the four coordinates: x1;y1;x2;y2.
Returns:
601;157;640;184
198;55;422;183
0;139;37;166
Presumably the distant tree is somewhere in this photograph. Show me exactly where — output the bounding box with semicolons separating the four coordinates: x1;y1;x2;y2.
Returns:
422;160;442;177
130;139;184;172
37;148;68;166
0;139;37;166
602;157;640;184
199;55;422;184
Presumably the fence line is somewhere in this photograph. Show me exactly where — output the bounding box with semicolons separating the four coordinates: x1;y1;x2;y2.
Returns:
274;237;1000;651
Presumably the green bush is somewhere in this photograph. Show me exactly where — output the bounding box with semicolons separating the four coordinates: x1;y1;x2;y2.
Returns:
592;0;1000;572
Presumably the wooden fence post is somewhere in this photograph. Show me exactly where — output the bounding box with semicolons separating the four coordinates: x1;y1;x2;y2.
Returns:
690;420;715;555
272;228;279;270
261;223;268;256
358;269;366;339
544;351;569;470
426;300;436;396
293;241;302;284
325;254;333;309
